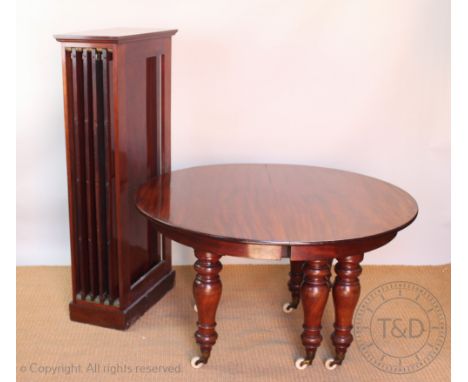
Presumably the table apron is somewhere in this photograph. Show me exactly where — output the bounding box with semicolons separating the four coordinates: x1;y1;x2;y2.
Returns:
290;232;397;261
147;222;397;261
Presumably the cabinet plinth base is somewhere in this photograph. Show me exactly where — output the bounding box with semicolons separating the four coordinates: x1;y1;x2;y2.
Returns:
69;270;175;330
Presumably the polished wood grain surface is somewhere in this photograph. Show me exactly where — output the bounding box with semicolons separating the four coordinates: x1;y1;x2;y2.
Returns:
136;164;418;246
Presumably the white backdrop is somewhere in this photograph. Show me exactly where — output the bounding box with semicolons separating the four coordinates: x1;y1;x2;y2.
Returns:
16;0;450;266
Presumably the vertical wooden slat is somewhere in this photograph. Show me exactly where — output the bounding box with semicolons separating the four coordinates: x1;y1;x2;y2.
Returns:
160;48;173;268
82;49;98;300
160;53;170;174
70;48;89;297
146;56;161;268
155;55;164;263
63;49;80;300
91;48;108;303
158;54;171;262
108;55;120;306
156;54;163;177
102;49;118;303
146;56;157;178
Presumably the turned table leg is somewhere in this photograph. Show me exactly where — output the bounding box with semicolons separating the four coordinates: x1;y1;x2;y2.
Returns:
296;259;331;369
327;254;364;370
326;259;333;288
192;250;223;368
283;260;305;313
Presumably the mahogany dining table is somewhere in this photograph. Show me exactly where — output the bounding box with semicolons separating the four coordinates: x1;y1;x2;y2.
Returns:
136;164;418;370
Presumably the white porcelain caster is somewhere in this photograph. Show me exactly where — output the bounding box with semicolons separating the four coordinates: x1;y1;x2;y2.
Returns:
325;358;338;370
283;302;294;314
191;356;204;368
295;357;308;370
194;304;198;313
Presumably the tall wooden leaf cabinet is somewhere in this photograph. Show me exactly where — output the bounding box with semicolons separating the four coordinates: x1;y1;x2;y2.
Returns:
54;28;177;329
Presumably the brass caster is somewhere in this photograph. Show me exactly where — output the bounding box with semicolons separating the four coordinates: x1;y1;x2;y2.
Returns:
282;302;296;314
191;356;205;369
295;357;309;370
325;358;338;370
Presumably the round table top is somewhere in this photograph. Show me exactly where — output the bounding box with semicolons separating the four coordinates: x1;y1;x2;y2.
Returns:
136;164;418;246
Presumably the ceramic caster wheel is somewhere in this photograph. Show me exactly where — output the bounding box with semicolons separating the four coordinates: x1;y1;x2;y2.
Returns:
325;358;338;370
295;357;308;370
191;356;204;368
283;302;294;314
194;304;198;313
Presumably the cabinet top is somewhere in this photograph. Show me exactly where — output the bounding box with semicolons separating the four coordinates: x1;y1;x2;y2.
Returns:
54;27;177;43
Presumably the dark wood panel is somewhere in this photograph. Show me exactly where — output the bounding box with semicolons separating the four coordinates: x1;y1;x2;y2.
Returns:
115;38;173;291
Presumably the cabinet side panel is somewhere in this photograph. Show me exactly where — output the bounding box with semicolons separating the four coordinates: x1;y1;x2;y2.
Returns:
116;38;173;304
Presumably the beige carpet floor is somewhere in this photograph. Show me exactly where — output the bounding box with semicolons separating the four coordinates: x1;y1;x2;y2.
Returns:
17;264;450;382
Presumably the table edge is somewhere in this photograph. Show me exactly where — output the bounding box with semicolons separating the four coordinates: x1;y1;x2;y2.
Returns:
136;202;418;249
